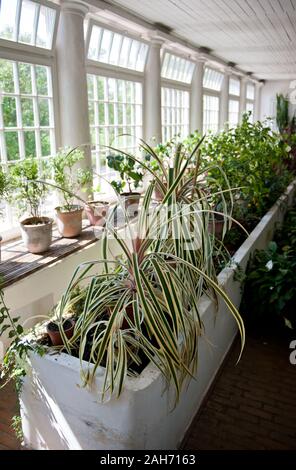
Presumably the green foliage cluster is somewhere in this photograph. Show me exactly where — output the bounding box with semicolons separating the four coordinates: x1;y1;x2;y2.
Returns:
8;158;49;218
276;93;290;134
51;148;93;211
241;205;296;330
202;113;291;221
107;153;144;193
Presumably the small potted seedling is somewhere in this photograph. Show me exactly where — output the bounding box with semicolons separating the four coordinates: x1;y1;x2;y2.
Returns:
51;148;93;238
107;153;143;217
9;158;53;254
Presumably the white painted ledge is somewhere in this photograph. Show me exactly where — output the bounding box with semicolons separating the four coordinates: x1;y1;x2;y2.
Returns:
18;179;296;449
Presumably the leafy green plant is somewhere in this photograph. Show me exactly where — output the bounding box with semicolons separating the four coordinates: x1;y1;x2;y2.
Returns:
107;153;144;193
202;113;291;224
49;139;245;402
8;158;49;218
276;93;289;133
241;205;296;331
50;147;93;211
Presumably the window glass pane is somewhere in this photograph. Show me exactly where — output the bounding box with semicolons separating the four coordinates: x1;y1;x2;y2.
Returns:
24;130;36;157
36;5;56;49
0;0;18;41
161;52;195;84
18;62;33;94
246;83;255;100
229;78;240;96
228;99;239;127
88;25;148;72
2;97;17;127
39;98;50;126
19;0;38;45
203;67;224;91
99;29;113;62
5;131;19;160
161;86;190;141
40;130;50;156
0;59;14;92
88;25;101;59
21;98;34;126
109;33;122;65
203;94;220;133
36;65;49;95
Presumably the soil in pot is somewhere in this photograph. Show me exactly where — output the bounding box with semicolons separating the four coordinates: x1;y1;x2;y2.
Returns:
55;205;83;238
85;200;109;227
120;192;141;217
46;319;75;346
20;216;53;254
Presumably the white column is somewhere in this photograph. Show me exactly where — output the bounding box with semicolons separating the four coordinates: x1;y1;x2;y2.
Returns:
56;0;91;169
144;36;163;144
254;81;263;121
190;56;206;133
239;77;247;123
220;68;231;129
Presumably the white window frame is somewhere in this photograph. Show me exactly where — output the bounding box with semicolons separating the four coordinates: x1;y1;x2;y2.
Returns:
160;49;191;141
202;67;224;133
228;76;240;127
245;81;255;122
85;18;149;74
0;0;60;240
85;21;146;194
0;0;60;55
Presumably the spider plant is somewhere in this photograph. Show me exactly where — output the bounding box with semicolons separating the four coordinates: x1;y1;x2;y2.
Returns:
51;139;245;403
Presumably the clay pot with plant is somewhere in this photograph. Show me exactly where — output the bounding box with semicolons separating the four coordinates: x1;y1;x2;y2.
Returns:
51;148;93;238
46;318;75;346
107;153;143;217
85;200;110;227
9;158;53;254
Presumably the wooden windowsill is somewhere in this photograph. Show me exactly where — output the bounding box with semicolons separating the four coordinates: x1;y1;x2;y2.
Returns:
0;222;102;289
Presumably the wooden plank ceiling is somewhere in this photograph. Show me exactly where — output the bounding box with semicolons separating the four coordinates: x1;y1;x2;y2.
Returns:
108;0;296;80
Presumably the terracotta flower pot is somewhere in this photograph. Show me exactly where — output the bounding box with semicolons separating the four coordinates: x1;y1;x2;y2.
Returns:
85;200;109;227
20;217;53;254
153;184;164;202
208;217;225;239
46;319;75;346
120;192;141;217
55;205;83;238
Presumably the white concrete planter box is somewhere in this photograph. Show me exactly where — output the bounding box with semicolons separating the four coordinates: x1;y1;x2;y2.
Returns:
20;181;296;450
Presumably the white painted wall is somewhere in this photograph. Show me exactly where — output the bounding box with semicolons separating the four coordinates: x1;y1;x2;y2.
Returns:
260;80;296;128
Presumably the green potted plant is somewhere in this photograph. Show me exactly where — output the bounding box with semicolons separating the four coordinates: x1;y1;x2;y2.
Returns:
51;148;93;238
9;158;53;254
107;153;143;216
0;139;246;450
83;181;110;227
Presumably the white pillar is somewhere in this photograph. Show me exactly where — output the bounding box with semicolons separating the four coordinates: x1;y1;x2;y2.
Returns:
220;69;231;129
144;36;163;144
190;56;206;133
239;77;247;123
254;81;263;121
56;0;91;169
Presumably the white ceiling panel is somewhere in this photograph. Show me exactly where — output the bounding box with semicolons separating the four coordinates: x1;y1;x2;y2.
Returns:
106;0;296;80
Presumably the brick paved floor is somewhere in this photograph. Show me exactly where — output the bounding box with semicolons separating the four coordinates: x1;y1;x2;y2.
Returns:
0;331;296;450
183;331;296;450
